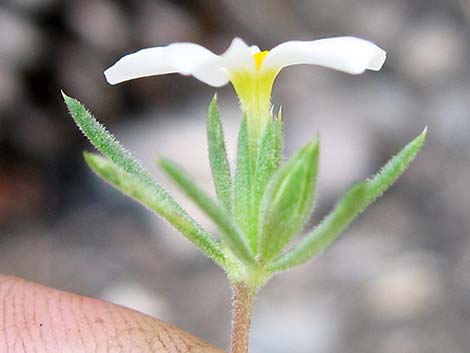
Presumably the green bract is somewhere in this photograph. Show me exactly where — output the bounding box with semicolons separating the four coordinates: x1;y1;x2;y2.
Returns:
259;138;319;263
64;92;426;292
207;97;233;213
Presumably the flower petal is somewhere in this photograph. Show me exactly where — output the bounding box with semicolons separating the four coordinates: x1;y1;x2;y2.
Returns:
264;36;386;75
220;38;256;72
250;45;261;54
104;43;229;86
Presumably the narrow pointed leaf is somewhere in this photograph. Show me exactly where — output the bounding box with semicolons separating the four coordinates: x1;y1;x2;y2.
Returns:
259;139;319;262
267;182;368;272
84;152;226;267
245;118;278;251
233;117;256;249
207;96;232;212
63;93;225;267
255;118;277;198
366;128;427;203
273;108;283;168
63;92;153;186
267;128;427;272
159;158;256;266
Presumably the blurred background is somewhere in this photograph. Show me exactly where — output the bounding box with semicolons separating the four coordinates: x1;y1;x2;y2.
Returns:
0;0;469;352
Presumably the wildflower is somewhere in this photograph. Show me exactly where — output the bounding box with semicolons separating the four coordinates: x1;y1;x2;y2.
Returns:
104;37;385;144
65;32;428;353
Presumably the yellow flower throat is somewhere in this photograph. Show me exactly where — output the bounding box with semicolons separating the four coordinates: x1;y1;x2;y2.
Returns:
254;50;269;70
229;49;278;152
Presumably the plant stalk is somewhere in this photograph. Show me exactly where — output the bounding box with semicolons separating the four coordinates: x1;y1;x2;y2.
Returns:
231;283;255;353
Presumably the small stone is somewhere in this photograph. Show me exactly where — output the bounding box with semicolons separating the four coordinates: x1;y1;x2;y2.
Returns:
0;64;22;111
364;252;443;320
0;8;44;68
66;0;129;52
134;0;202;46
395;17;467;84
6;0;57;12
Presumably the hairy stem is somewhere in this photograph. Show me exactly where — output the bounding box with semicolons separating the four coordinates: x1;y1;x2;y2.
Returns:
231;283;255;353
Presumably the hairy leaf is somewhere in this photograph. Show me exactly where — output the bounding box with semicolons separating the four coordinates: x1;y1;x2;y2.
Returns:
366;128;427;203
159;158;256;266
64;93;225;268
207;96;232;212
259;138;319;262
273;108;283;168
243;118;278;251
267;182;368;272
267;128;427;272
233;117;256;249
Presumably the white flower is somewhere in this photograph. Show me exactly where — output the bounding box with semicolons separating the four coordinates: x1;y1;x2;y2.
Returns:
104;37;385;87
104;37;385;142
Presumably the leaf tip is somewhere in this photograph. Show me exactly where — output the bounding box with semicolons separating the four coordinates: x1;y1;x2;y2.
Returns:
208;94;220;118
61;92;83;116
61;90;75;107
420;126;428;140
314;131;321;143
82;150;99;164
411;126;427;151
61;91;80;109
157;156;170;169
210;93;218;105
307;137;320;155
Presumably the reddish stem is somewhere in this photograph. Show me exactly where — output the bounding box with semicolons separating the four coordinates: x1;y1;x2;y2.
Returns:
230;283;255;353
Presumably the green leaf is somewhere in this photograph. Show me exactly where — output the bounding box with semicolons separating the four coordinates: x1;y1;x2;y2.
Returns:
63;92;153;186
242;118;276;251
273;108;283;169
259;138;320;262
207;96;232;213
266;182;368;272
267;128;427;272
84;152;226;267
233;116;256;249
255;118;277;197
366;127;427;203
63;92;226;268
159;158;256;267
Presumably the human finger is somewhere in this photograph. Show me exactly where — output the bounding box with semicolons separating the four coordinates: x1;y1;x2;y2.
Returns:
0;275;225;353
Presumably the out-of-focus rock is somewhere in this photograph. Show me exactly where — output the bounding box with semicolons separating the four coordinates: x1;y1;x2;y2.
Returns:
380;330;422;353
66;0;129;52
380;328;464;353
58;43;119;117
348;1;406;42
364;252;443;320
134;0;202;46
0;8;44;69
6;0;57;12
395;17;468;85
427;85;470;146
452;235;470;313
10;105;67;156
252;294;341;353
0;166;46;226
220;0;309;40
0;65;23;111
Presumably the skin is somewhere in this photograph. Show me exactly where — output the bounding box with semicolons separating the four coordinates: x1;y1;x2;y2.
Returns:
0;275;225;353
